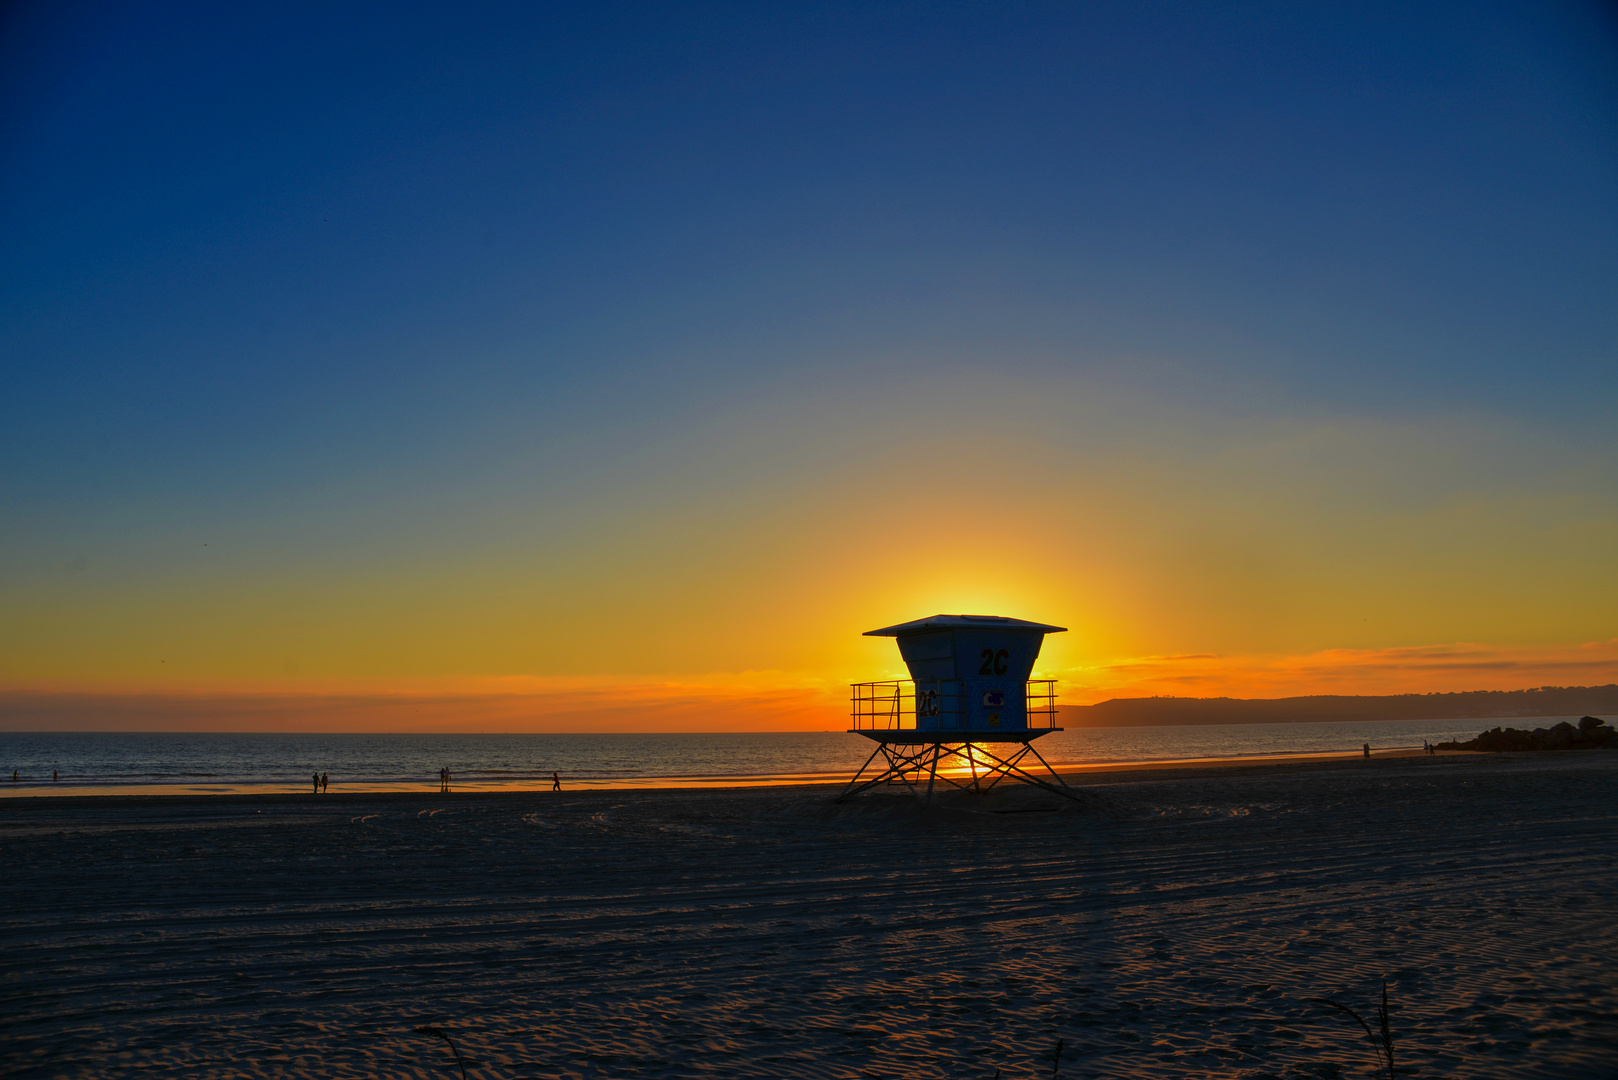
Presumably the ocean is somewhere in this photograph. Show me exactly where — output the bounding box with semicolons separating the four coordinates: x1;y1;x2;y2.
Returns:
0;717;1554;792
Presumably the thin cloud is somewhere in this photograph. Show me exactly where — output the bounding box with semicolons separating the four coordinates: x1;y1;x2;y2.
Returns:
1061;640;1618;702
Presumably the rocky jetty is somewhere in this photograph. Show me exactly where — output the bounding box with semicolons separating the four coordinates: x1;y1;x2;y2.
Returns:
1437;715;1616;752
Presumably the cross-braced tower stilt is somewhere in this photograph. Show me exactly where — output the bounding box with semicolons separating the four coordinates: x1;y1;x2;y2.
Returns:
839;614;1079;805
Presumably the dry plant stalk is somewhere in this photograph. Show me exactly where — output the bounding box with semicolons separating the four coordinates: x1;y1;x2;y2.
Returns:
412;1024;469;1080
1310;980;1396;1079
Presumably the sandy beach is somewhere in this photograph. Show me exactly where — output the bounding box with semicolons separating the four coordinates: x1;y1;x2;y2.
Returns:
1;752;1613;1079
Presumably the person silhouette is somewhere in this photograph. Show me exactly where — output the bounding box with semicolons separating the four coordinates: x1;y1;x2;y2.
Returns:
320;772;328;792
313;772;320;793
1362;742;1370;759
551;771;561;791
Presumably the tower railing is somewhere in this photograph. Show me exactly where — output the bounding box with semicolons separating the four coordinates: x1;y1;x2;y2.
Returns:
849;679;1059;732
1026;679;1057;728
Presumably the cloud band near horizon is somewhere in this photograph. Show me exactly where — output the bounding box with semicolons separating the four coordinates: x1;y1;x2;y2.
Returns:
4;639;1613;733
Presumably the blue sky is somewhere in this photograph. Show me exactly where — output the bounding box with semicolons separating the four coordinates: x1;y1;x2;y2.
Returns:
2;1;1616;718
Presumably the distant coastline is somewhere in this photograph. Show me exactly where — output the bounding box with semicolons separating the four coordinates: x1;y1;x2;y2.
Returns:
1061;684;1618;727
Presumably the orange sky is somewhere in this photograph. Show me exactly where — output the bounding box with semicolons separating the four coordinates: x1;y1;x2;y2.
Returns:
4;405;1615;731
5;638;1615;732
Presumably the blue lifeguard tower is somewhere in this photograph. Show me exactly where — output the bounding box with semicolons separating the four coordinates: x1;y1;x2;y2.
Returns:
839;613;1079;804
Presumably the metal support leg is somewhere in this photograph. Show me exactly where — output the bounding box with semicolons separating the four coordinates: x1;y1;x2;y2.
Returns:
970;742;1085;803
836;743;929;803
834;743;887;803
886;745;927;797
1022;740;1073;789
837;734;1085;806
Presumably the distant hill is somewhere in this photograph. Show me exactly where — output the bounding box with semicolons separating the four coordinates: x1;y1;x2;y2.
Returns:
1060;685;1618;727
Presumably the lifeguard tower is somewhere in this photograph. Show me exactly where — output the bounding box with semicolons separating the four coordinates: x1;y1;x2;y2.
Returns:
838;613;1079;804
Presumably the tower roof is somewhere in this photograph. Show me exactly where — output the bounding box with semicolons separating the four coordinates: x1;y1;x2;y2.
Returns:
862;614;1067;637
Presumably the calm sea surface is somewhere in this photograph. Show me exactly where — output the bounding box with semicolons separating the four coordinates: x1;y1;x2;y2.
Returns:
0;718;1563;790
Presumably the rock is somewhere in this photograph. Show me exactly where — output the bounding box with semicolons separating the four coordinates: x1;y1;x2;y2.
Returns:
1440;716;1615;752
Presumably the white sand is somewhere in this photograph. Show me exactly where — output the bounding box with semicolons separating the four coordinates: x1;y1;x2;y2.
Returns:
0;752;1613;1078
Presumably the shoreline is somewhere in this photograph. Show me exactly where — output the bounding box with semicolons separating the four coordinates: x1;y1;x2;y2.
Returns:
0;744;1501;799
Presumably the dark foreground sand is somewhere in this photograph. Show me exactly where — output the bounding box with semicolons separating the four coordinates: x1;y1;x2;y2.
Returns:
1;753;1614;1079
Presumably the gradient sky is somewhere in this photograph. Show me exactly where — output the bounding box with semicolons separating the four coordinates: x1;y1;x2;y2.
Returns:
3;1;1616;730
